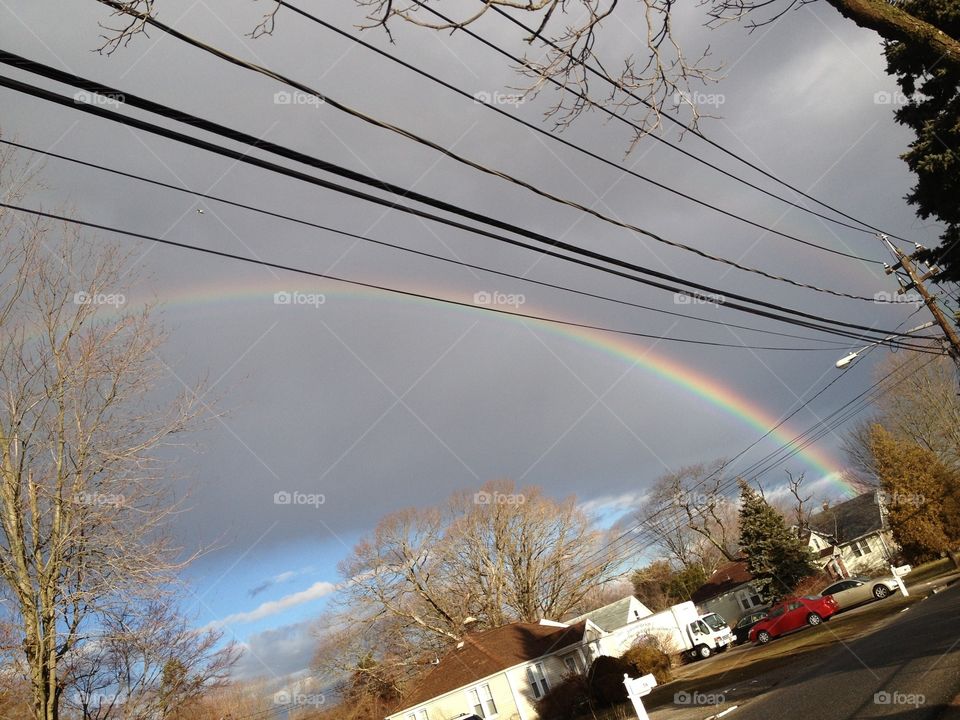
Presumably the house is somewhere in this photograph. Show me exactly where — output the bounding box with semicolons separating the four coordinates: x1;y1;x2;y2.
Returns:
386;620;602;720
803;491;899;577
690;560;764;622
568;595;652;631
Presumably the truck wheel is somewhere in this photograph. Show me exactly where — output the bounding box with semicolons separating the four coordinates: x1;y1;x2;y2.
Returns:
807;612;822;626
696;645;712;660
873;585;891;599
756;630;771;645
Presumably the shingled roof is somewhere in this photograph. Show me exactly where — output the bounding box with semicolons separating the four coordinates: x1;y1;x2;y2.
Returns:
690;560;753;604
807;491;884;544
395;621;587;712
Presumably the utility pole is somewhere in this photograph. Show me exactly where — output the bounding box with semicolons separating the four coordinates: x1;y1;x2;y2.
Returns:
880;235;960;369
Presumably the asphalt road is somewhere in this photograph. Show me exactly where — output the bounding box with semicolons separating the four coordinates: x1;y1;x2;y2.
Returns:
731;582;960;720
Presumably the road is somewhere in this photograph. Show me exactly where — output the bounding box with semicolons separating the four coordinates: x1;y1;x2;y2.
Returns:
730;581;960;720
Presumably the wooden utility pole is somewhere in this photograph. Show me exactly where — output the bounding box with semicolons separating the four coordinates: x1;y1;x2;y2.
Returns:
881;235;960;369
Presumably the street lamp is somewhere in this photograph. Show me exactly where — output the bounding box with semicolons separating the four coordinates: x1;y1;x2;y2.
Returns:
835;321;936;369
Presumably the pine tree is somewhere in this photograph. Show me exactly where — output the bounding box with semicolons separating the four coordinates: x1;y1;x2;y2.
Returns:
738;480;817;602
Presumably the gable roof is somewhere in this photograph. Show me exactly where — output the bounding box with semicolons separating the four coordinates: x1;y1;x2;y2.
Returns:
691;560;753;604
806;491;884;543
394;621;587;713
569;596;648;631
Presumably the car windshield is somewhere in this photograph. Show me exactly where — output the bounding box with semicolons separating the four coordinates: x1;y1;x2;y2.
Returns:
702;613;727;631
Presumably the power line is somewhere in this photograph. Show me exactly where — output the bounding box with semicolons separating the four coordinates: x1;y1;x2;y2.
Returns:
0;200;861;352
479;1;916;247
69;9;887;302
0;138;857;349
272;0;883;268
0;61;927;348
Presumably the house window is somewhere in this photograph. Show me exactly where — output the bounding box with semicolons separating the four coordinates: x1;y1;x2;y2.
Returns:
563;654;584;675
406;710;428;720
736;587;763;611
528;663;549;699
850;538;872;557
467;683;498;718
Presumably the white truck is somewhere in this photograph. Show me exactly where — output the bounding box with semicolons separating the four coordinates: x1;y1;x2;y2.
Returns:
601;601;732;661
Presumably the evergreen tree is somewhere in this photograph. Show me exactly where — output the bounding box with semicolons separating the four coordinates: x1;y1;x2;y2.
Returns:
738;480;816;602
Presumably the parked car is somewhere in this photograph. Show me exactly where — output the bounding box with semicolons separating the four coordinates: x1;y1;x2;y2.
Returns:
748;595;839;645
732;607;769;645
819;575;900;609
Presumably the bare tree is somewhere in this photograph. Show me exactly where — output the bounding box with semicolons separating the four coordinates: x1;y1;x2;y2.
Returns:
63;598;239;720
0;148;203;720
637;461;739;572
316;480;618;696
843;351;960;485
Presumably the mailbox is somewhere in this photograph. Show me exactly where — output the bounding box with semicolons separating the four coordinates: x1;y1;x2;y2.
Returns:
623;673;658;720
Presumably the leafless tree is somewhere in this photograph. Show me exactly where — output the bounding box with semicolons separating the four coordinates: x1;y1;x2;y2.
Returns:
315;480;618;694
637;461;739;572
62;598;239;720
843;351;960;486
0;147;205;720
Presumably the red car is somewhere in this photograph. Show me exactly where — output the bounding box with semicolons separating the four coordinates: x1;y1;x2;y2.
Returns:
748;595;839;644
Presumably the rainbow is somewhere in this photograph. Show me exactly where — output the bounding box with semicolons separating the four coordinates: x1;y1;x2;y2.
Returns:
127;275;853;493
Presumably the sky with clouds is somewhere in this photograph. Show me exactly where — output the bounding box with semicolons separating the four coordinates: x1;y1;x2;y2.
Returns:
0;0;947;685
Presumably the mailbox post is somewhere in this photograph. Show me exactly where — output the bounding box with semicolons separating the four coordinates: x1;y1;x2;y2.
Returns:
891;564;912;597
623;673;658;720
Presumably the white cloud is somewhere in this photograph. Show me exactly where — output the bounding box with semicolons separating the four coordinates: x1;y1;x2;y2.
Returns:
207;581;337;628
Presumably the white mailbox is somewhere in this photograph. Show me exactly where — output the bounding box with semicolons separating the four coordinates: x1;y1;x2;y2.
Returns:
623;673;658;720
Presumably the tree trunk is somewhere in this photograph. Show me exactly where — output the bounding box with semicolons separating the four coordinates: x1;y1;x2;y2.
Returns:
825;0;960;72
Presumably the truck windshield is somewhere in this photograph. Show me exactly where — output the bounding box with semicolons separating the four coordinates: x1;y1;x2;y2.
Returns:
701;613;727;631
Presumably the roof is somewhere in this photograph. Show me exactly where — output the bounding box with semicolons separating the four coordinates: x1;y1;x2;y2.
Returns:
691;560;753;604
394;621;587;713
806;492;884;544
569;596;647;631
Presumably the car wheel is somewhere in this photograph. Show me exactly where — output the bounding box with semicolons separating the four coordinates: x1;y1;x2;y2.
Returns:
756;631;771;645
873;585;891;599
807;612;822;626
697;645;712;659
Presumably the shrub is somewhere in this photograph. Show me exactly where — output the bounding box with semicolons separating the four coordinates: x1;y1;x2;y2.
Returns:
534;673;589;720
586;655;631;708
621;638;672;685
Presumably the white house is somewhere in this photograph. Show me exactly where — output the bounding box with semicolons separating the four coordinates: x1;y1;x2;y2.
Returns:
386;620;603;720
386;596;658;720
803;491;900;577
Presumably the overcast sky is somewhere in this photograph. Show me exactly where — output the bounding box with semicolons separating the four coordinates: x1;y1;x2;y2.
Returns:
0;0;946;688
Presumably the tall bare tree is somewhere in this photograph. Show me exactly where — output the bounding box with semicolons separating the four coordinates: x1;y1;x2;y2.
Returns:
637;461;739;573
316;480;618;697
0;147;203;720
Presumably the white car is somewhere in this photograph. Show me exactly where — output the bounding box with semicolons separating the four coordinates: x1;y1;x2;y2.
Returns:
819;575;900;609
